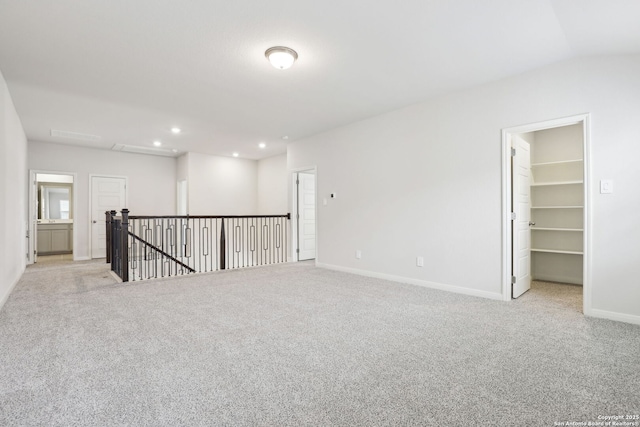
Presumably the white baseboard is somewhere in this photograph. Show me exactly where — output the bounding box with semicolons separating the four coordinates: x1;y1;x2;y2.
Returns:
586;308;640;326
0;269;25;312
74;256;91;261
316;262;503;301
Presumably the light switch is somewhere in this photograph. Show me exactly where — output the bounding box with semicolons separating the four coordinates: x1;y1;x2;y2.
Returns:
600;179;613;194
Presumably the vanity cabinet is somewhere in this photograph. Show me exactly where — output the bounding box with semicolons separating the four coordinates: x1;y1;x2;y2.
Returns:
37;223;73;254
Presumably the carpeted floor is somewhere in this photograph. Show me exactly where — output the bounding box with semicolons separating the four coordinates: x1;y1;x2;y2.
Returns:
0;261;638;426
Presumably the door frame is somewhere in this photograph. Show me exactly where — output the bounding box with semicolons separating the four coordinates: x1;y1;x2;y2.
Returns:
290;166;317;262
89;174;128;259
501;113;592;314
28;169;78;264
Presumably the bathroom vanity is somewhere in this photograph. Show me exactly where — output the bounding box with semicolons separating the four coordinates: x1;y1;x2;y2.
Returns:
37;220;73;255
36;180;74;255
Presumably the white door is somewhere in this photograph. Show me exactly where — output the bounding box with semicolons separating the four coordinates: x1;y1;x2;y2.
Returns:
512;136;532;298
297;172;316;261
91;176;127;258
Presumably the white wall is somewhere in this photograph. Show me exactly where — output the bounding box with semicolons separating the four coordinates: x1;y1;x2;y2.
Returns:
186;152;258;215
176;153;188;182
0;70;28;310
288;54;640;323
28;141;177;259
257;153;288;215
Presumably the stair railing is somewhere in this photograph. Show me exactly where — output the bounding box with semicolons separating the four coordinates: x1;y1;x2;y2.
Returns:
106;210;290;282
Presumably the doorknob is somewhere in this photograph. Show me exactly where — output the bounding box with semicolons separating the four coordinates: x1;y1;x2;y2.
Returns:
92;220;97;223
529;221;536;226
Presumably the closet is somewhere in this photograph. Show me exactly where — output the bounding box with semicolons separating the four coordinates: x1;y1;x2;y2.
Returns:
525;124;584;285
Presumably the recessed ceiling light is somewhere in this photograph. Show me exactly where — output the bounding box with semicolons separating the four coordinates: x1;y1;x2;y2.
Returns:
259;142;266;149
153;141;162;147
171;149;178;153
282;135;289;140
171;127;181;134
232;152;239;157
265;46;298;70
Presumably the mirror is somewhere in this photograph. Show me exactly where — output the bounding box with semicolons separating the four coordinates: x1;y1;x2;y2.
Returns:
38;183;73;220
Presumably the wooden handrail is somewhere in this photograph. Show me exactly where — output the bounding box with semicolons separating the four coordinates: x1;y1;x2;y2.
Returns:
129;214;290;220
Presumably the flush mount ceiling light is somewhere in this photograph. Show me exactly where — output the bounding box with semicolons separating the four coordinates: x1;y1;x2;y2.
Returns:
171;127;181;134
259;142;266;149
232;152;239;157
265;46;298;70
153;140;162;147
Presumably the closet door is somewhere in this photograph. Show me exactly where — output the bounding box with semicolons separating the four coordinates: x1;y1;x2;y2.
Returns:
512;136;532;298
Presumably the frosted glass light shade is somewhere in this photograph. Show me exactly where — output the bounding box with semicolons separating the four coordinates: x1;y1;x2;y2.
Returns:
265;46;298;70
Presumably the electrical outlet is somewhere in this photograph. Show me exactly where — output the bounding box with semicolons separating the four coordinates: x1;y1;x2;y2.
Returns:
355;250;362;259
416;256;424;267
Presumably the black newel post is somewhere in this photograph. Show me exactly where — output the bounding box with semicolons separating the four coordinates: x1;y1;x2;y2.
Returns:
106;210;117;263
105;211;111;263
112;218;120;274
121;209;129;282
220;219;226;270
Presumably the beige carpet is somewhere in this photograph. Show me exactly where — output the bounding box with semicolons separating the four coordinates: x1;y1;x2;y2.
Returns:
0;261;638;426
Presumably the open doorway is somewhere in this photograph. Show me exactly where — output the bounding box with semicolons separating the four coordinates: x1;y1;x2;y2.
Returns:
29;171;77;264
292;169;317;262
502;114;591;314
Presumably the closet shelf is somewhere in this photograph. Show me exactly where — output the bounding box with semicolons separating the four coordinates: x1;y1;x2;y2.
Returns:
531;227;583;232
531;248;583;255
531;180;583;187
531;159;583;167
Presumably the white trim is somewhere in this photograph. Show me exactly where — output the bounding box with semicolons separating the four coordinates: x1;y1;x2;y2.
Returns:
291;173;299;262
501;114;591;310
317;262;503;301
501;130;512;300
88;174;129;259
0;268;24;312
29;169;78;264
581;117;593;316
290;166;317;263
587;309;640;326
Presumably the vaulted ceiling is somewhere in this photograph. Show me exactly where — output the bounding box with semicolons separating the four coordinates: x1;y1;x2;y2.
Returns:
1;0;639;159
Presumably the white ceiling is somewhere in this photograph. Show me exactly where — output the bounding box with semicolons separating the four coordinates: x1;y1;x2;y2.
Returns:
1;0;639;160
